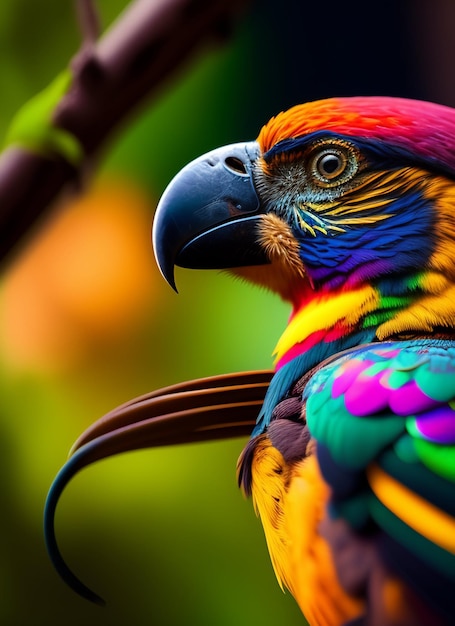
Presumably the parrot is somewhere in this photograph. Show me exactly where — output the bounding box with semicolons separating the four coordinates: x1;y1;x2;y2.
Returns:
45;96;455;625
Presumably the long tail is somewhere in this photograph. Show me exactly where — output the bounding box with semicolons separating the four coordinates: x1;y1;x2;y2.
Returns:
44;370;273;604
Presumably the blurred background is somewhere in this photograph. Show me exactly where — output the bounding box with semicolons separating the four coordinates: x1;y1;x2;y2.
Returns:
0;1;453;624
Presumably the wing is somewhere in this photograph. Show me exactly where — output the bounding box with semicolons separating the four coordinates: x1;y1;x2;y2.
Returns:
305;339;455;622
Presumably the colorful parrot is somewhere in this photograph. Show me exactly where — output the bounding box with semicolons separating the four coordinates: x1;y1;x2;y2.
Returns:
45;96;455;625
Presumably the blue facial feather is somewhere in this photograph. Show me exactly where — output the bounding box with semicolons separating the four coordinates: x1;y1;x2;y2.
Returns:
301;190;435;287
259;130;439;290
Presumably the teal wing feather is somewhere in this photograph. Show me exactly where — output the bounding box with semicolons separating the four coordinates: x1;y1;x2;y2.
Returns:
304;340;455;620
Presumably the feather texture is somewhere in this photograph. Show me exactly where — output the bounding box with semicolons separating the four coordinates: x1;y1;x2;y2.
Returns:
241;435;364;626
304;341;455;621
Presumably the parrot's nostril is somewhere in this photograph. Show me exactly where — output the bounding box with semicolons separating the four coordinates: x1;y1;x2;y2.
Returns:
224;156;248;175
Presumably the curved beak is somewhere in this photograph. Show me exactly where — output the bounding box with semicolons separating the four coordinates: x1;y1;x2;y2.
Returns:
152;141;268;290
44;370;272;605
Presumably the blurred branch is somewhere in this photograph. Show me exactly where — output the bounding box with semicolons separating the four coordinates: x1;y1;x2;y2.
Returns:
76;0;101;43
0;0;248;265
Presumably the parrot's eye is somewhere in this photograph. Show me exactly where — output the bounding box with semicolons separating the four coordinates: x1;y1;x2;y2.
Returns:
309;141;359;187
316;153;346;178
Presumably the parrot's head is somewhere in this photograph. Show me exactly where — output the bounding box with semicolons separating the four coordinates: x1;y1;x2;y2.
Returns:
153;97;455;352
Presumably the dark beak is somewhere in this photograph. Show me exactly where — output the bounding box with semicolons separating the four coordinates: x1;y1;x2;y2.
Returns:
152;141;269;290
44;370;272;605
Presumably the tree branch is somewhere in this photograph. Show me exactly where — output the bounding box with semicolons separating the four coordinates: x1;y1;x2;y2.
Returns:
0;0;248;265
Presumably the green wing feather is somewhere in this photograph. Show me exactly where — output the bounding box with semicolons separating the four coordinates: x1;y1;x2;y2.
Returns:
305;340;455;616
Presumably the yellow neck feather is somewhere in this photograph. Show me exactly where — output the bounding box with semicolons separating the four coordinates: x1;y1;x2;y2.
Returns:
273;285;378;363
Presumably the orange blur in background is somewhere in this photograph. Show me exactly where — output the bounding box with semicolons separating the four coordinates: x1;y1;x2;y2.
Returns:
1;178;156;372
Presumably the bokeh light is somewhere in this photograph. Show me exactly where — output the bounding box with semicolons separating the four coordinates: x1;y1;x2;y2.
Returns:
1;177;157;373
